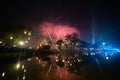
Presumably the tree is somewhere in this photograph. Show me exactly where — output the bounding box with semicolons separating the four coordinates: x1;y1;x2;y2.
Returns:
71;33;80;49
35;45;53;61
56;39;64;50
65;33;80;51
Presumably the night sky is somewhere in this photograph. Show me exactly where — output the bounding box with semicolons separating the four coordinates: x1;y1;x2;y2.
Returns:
0;0;120;48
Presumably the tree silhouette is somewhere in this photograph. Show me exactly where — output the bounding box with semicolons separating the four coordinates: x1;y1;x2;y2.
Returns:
56;39;64;50
65;33;79;51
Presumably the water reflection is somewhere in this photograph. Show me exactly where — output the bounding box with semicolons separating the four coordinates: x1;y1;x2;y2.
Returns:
0;62;26;80
1;50;120;80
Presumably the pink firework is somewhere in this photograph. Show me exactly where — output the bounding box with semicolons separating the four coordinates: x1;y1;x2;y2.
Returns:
39;22;80;41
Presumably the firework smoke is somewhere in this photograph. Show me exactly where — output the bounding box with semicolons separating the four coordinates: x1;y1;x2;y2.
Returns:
39;22;80;41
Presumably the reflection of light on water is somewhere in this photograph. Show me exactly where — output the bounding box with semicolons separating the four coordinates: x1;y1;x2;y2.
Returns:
16;63;20;69
22;65;25;69
68;61;70;63
2;72;5;77
74;60;75;62
17;76;19;80
62;59;65;62
56;59;59;62
36;57;38;60
27;58;31;61
41;61;47;68
77;59;82;62
38;59;41;63
24;69;26;73
23;75;25;80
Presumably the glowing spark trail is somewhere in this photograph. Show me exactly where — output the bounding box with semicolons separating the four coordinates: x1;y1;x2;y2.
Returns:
39;22;80;41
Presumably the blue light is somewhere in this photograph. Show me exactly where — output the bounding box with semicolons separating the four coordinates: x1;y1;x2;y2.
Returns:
102;42;106;46
106;56;109;60
114;48;120;52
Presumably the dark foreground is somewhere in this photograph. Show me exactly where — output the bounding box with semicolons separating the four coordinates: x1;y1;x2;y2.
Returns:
0;53;120;80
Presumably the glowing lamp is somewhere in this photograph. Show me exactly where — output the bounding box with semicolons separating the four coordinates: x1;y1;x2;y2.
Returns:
2;72;5;77
106;56;109;60
13;45;16;47
18;41;24;46
24;31;27;34
10;36;13;40
16;63;20;69
102;42;106;46
0;41;2;44
28;32;31;36
25;40;28;43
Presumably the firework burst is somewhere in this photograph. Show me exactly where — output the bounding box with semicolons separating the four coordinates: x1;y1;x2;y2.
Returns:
39;22;80;41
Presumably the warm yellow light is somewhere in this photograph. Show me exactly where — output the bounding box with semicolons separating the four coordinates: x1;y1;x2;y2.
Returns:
27;58;31;61
28;37;30;40
28;32;31;36
23;75;25;80
29;47;32;49
18;41;24;46
24;69;26;73
22;65;24;69
16;63;20;69
24;31;27;34
13;45;16;47
39;44;42;47
0;41;2;44
36;57;38;60
2;72;5;77
37;46;39;49
10;36;13;40
25;40;28;43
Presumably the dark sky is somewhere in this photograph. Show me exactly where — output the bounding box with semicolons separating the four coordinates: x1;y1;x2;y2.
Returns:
0;0;120;47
